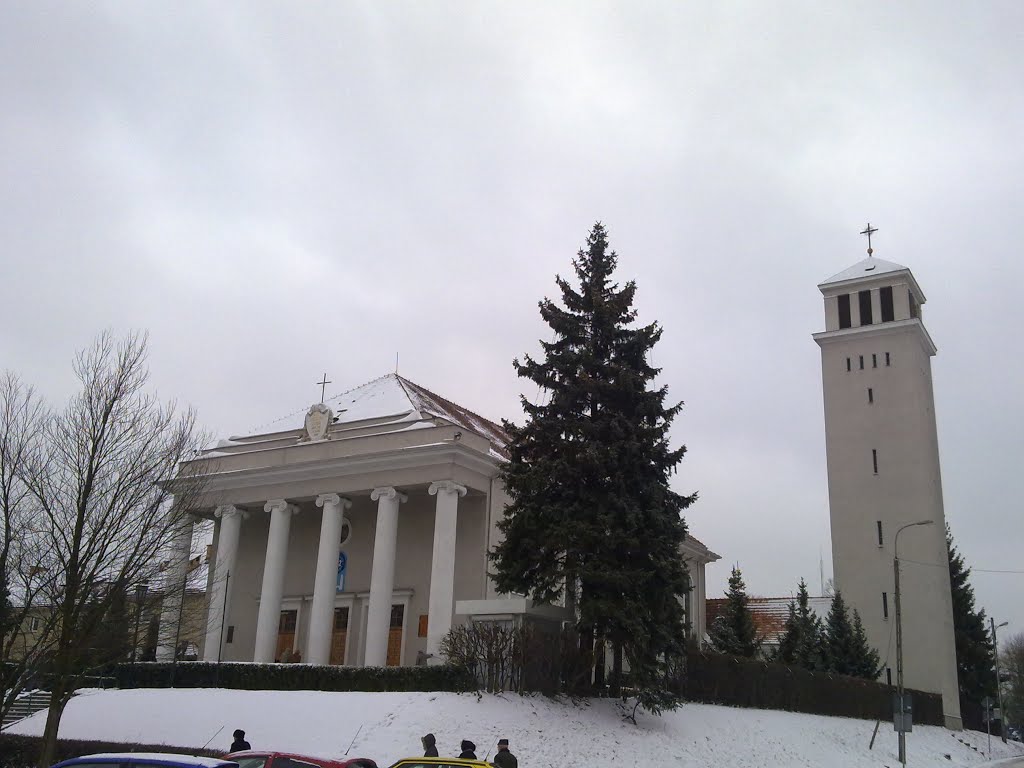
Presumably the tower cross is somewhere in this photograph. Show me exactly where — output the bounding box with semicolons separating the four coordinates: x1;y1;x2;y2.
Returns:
860;223;878;256
315;373;332;403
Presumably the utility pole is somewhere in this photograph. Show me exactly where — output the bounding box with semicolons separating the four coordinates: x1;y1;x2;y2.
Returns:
993;617;1009;744
895;519;934;766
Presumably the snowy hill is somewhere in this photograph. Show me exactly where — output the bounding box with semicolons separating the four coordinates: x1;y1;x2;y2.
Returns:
8;688;1024;768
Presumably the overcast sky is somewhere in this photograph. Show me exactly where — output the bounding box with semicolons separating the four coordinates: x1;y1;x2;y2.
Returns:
2;2;1021;642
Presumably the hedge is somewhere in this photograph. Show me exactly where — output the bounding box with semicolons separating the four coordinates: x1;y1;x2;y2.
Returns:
682;650;945;726
0;734;221;768
114;661;476;693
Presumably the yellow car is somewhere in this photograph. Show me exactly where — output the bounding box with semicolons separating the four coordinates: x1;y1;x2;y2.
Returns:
387;759;492;768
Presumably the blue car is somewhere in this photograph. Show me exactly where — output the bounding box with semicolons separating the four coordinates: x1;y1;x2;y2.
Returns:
52;754;238;768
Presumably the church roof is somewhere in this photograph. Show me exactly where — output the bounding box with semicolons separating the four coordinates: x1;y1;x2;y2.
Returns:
819;256;909;288
236;373;509;457
389;374;510;454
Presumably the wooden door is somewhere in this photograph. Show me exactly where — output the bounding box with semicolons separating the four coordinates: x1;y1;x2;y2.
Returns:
330;606;349;665
386;604;405;666
276;609;297;661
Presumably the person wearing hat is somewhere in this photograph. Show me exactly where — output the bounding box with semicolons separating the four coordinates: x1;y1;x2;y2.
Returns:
229;729;251;753
458;740;477;760
421;733;439;757
493;738;517;768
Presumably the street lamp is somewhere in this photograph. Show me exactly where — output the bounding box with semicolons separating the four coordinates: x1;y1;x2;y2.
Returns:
993;619;1009;744
131;582;149;663
894;519;934;767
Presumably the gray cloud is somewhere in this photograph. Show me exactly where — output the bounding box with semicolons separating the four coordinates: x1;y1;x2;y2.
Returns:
2;1;1021;638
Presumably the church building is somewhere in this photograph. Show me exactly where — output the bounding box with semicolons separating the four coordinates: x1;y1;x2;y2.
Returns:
813;241;961;727
157;374;719;668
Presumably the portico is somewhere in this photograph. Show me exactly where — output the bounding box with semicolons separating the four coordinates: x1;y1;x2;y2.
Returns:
178;374;507;667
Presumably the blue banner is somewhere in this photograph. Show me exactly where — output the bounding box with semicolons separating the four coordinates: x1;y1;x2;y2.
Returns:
336;551;347;593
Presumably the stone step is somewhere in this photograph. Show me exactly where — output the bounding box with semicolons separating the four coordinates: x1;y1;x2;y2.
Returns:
2;691;52;729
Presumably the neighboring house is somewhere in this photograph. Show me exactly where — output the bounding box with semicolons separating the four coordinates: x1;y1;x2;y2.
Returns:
157;373;719;668
705;595;832;658
7;558;210;665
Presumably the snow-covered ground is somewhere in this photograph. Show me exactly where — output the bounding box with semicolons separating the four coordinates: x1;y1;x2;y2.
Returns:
8;688;1024;767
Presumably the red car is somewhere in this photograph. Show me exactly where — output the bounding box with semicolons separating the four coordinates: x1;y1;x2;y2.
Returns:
225;751;377;768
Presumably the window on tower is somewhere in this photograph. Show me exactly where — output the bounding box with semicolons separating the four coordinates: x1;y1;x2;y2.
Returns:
909;291;920;319
846;357;851;372
859;290;873;325
868;387;874;404
859;356;864;370
872;449;878;474
872;353;878;368
885;352;891;366
880;286;895;322
838;294;852;329
877;520;883;546
882;592;889;619
886;668;892;686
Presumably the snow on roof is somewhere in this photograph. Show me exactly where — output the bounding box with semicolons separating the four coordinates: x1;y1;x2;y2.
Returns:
236;373;509;456
707;595;832;644
819;256;909;287
327;374;423;425
394;375;510;456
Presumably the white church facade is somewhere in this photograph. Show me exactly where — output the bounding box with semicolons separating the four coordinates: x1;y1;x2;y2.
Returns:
159;374;719;668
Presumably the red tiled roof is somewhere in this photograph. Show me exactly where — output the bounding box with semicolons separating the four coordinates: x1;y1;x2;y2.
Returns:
706;596;832;644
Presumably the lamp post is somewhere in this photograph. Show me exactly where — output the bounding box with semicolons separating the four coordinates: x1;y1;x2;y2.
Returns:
131;582;149;663
993;618;1009;744
894;519;934;767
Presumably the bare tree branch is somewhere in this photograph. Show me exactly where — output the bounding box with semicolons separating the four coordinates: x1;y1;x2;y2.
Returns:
0;332;208;768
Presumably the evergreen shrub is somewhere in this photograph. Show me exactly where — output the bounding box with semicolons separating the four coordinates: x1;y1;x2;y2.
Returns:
114;661;475;693
683;650;945;725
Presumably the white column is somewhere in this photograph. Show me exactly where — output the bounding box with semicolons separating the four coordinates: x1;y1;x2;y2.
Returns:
253;500;299;663
307;492;352;665
203;505;246;661
156;513;196;661
364;486;406;666
426;481;466;662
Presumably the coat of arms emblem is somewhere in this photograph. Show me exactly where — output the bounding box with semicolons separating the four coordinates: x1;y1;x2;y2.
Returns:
303;403;333;442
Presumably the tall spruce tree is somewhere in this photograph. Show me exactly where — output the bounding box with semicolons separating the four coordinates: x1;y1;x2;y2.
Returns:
489;223;695;712
824;590;880;679
947;526;997;708
848;608;881;679
708;566;761;658
775;578;824;670
824;590;855;674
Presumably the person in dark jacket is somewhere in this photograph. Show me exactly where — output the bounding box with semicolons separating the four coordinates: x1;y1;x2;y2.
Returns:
421;733;439;757
229;729;251;752
458;739;477;759
493;738;517;768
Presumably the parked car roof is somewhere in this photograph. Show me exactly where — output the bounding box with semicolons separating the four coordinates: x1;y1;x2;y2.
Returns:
225;750;377;768
386;759;492;768
53;754;237;768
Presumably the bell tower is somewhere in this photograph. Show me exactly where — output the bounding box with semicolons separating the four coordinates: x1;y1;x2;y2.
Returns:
813;232;961;728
